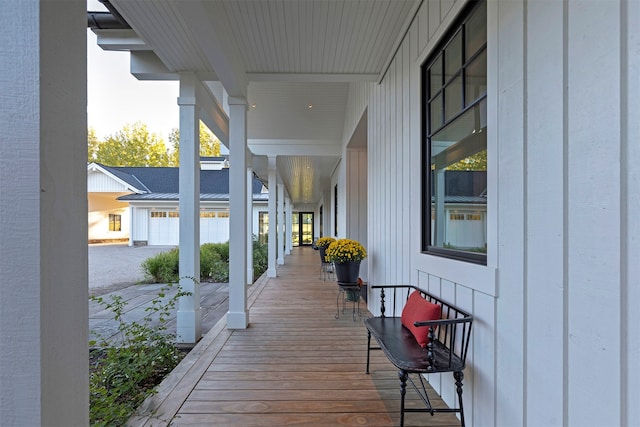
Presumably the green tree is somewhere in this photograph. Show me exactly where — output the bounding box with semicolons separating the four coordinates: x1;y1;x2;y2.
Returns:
446;150;487;171
88;127;100;162
169;122;221;166
90;122;170;167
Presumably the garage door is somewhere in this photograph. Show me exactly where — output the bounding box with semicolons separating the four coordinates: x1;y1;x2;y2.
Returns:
148;211;179;245
200;211;230;243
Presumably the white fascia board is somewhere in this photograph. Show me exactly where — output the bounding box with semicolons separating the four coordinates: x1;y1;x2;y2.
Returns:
93;29;150;51
249;139;342;157
127;200;179;209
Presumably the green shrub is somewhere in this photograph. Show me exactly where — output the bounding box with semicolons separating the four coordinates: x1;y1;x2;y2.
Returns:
200;244;222;278
141;248;178;283
89;283;191;426
141;239;268;284
202;242;229;262
252;236;268;279
208;259;229;282
200;243;230;281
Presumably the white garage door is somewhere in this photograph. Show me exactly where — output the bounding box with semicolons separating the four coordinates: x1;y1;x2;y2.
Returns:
148;211;179;245
200;211;230;243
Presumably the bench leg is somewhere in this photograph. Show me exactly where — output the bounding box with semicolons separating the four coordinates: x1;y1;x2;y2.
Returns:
399;370;408;427
366;330;371;374
454;371;465;427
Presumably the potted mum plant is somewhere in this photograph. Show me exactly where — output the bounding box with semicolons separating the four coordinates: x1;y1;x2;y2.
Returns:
315;236;336;263
325;238;367;284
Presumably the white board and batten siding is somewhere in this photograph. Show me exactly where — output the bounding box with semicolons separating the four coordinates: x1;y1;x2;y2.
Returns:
342;0;640;426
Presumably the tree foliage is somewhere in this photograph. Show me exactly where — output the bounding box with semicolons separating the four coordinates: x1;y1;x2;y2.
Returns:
88;122;170;167
168;122;221;166
446;150;487;171
88;127;100;161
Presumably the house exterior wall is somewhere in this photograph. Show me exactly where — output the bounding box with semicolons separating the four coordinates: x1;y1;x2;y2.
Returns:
88;193;130;241
88;169;131;191
345;0;640;426
128;202;268;246
346;148;368;282
0;0;88;425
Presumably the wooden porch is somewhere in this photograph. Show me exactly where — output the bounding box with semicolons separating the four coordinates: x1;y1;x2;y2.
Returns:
130;246;460;427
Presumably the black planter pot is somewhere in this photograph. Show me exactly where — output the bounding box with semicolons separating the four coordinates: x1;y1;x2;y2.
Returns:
319;246;328;263
334;260;361;283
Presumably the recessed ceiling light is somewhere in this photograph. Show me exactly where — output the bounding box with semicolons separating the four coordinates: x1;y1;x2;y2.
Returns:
251;103;257;109
308;104;313;109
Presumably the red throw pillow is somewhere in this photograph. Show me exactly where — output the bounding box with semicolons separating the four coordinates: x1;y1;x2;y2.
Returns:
401;291;441;347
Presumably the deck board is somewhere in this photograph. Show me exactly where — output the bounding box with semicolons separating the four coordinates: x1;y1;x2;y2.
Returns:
131;246;461;427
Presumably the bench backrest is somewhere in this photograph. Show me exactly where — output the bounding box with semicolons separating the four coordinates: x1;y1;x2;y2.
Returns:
371;284;473;369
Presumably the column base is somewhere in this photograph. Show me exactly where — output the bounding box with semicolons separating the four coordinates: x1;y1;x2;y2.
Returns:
267;268;277;277
227;310;249;329
176;307;202;344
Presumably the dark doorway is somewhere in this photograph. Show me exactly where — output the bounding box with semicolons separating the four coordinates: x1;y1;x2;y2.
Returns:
292;212;314;246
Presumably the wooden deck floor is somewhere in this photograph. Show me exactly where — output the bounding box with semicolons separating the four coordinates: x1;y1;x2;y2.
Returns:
130;246;460;427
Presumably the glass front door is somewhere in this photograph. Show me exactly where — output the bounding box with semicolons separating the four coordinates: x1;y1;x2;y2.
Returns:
292;212;314;246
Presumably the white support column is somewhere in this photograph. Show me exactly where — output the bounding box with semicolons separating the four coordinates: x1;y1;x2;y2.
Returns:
227;97;249;329
267;156;277;277
246;164;254;285
1;1;88;424
128;205;135;247
176;73;202;344
323;189;331;237
277;184;285;264
285;197;292;255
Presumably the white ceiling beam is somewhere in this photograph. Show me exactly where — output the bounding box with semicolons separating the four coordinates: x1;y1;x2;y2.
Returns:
249;139;342;157
130;51;176;81
93;29;150;51
247;73;379;83
195;80;229;147
177;1;248;99
130;51;219;82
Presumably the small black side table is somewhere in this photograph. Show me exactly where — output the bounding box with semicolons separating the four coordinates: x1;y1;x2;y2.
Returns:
335;282;361;321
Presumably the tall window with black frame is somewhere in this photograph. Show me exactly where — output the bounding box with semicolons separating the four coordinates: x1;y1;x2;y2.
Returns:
422;0;487;264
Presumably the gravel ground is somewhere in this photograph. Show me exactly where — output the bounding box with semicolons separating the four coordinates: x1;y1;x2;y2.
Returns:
88;243;175;296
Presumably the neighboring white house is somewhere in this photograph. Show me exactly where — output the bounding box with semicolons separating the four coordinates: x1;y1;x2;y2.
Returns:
88;158;268;246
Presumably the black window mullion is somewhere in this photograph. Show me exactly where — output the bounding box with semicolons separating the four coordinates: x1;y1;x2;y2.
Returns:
421;0;487;264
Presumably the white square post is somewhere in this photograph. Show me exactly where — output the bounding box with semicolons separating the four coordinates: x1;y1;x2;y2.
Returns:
176;73;202;344
277;184;285;264
267;156;277;277
227;97;249;328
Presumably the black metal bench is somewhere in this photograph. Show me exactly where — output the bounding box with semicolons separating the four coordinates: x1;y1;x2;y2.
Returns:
364;285;473;427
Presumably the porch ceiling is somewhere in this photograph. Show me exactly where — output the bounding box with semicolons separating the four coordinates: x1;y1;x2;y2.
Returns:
105;0;421;205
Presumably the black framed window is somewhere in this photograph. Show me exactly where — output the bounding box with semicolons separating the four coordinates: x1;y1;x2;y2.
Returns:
422;0;487;264
108;213;121;232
